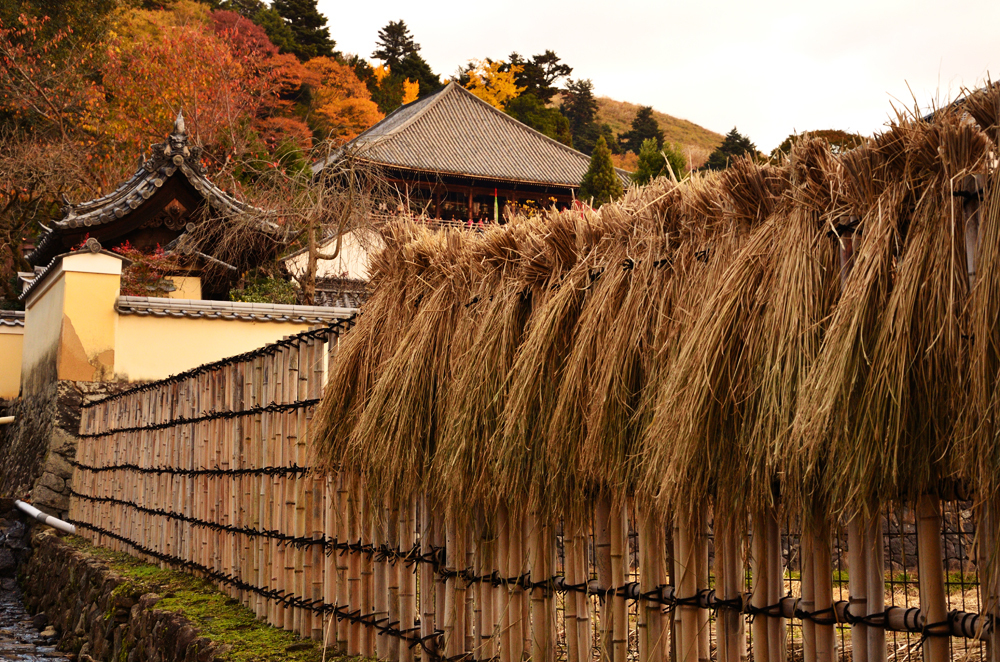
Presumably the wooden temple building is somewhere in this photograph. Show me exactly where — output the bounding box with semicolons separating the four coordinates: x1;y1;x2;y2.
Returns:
23;113;281;300
314;82;619;223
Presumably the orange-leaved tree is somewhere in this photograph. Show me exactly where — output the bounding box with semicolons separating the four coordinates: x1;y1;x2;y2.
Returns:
464;59;525;109
304;56;383;143
100;4;277;179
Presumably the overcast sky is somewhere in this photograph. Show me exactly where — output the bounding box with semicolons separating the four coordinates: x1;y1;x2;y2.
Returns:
317;0;1000;152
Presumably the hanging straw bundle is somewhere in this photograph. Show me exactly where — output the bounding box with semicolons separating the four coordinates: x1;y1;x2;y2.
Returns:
430;219;536;519
797;114;991;515
640;155;789;521
312;222;433;466
544;197;662;523
492;210;616;516
346;229;477;511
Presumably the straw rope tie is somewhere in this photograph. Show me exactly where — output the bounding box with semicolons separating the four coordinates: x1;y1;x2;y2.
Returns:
69;459;311;478
78;399;322;438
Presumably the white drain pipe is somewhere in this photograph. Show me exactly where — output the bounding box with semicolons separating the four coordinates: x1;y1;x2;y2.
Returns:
0;416;14;425
15;500;76;535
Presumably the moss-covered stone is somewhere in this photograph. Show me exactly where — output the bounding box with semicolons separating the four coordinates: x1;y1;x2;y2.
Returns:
24;529;346;662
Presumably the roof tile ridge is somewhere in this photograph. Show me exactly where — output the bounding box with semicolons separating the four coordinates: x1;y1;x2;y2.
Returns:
354;83;454;147
449;83;592;163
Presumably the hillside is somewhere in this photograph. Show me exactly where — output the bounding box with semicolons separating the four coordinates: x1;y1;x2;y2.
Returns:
551;94;723;169
596;97;723;168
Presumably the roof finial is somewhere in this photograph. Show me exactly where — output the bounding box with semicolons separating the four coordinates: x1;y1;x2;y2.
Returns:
173;110;186;136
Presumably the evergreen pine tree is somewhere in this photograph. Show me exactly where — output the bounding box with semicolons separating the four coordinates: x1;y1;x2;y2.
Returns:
561;78;598;150
579;137;623;207
704;127;757;170
619;106;663;154
252;6;298;55
393;51;442;97
509;50;572;103
632;138;686;185
372;20;419;67
505;94;572;146
271;0;335;60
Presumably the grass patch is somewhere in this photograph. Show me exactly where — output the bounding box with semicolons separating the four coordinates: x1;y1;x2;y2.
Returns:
62;536;338;662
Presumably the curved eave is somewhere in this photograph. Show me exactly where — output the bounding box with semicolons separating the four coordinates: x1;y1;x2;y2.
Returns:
355;159;583;190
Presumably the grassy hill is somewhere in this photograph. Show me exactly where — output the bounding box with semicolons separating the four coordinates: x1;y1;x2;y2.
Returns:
552;95;723;170
595;97;723;169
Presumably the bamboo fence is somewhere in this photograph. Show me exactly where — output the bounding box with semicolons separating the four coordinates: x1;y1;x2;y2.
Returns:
67;321;1000;662
67;85;1000;662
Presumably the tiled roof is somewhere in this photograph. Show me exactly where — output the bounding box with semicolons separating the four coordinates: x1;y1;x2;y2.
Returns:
312;278;369;309
0;310;24;328
315;83;603;188
19;247;129;302
115;296;357;323
28;112;276;265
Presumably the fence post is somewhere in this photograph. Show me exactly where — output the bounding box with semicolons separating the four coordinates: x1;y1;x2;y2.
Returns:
916;494;948;662
847;517;870;662
639;507;666;662
716;513;745;662
398;496;417;662
421;494;438;657
865;513;886;662
595;496;614;662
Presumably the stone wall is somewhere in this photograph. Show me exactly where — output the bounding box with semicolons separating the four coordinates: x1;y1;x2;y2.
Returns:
0;381;122;518
22;528;227;662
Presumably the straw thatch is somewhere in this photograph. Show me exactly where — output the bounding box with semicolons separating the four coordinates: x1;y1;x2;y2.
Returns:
311;89;1000;528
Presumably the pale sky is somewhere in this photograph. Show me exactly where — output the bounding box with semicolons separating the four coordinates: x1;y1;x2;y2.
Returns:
317;0;1000;153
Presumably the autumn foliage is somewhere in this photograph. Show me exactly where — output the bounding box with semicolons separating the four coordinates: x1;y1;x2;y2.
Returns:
464;59;525;109
304;57;383;141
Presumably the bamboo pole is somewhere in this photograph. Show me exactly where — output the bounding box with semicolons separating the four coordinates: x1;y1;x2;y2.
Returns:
529;512;554;662
348;473;362;656
695;504;709;662
610;505;627;662
865;513;886;662
800;519;815;662
362;491;375;655
375;515;390;660
421;495;438;657
766;513;785;662
675;509;698;662
566;519;581;662
475;514;489;660
510;512;526;662
847;518;870;662
444;515;462;659
388;505;401;661
750;514;771;662
640;509;665;662
916;494;948;662
466;522;476;656
716;515;745;662
498;505;513;662
399;497;417;662
595;497;613;662
810;517;835;662
576;521;594;662
336;472;350;652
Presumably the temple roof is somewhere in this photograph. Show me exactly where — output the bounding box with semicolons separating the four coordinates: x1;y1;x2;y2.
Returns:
28;112;274;266
314;83;604;188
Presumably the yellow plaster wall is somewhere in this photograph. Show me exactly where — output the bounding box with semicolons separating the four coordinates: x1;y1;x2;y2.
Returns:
20;276;65;395
20;251;124;394
0;330;23;399
115;314;313;382
167;276;201;300
58;270;120;382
